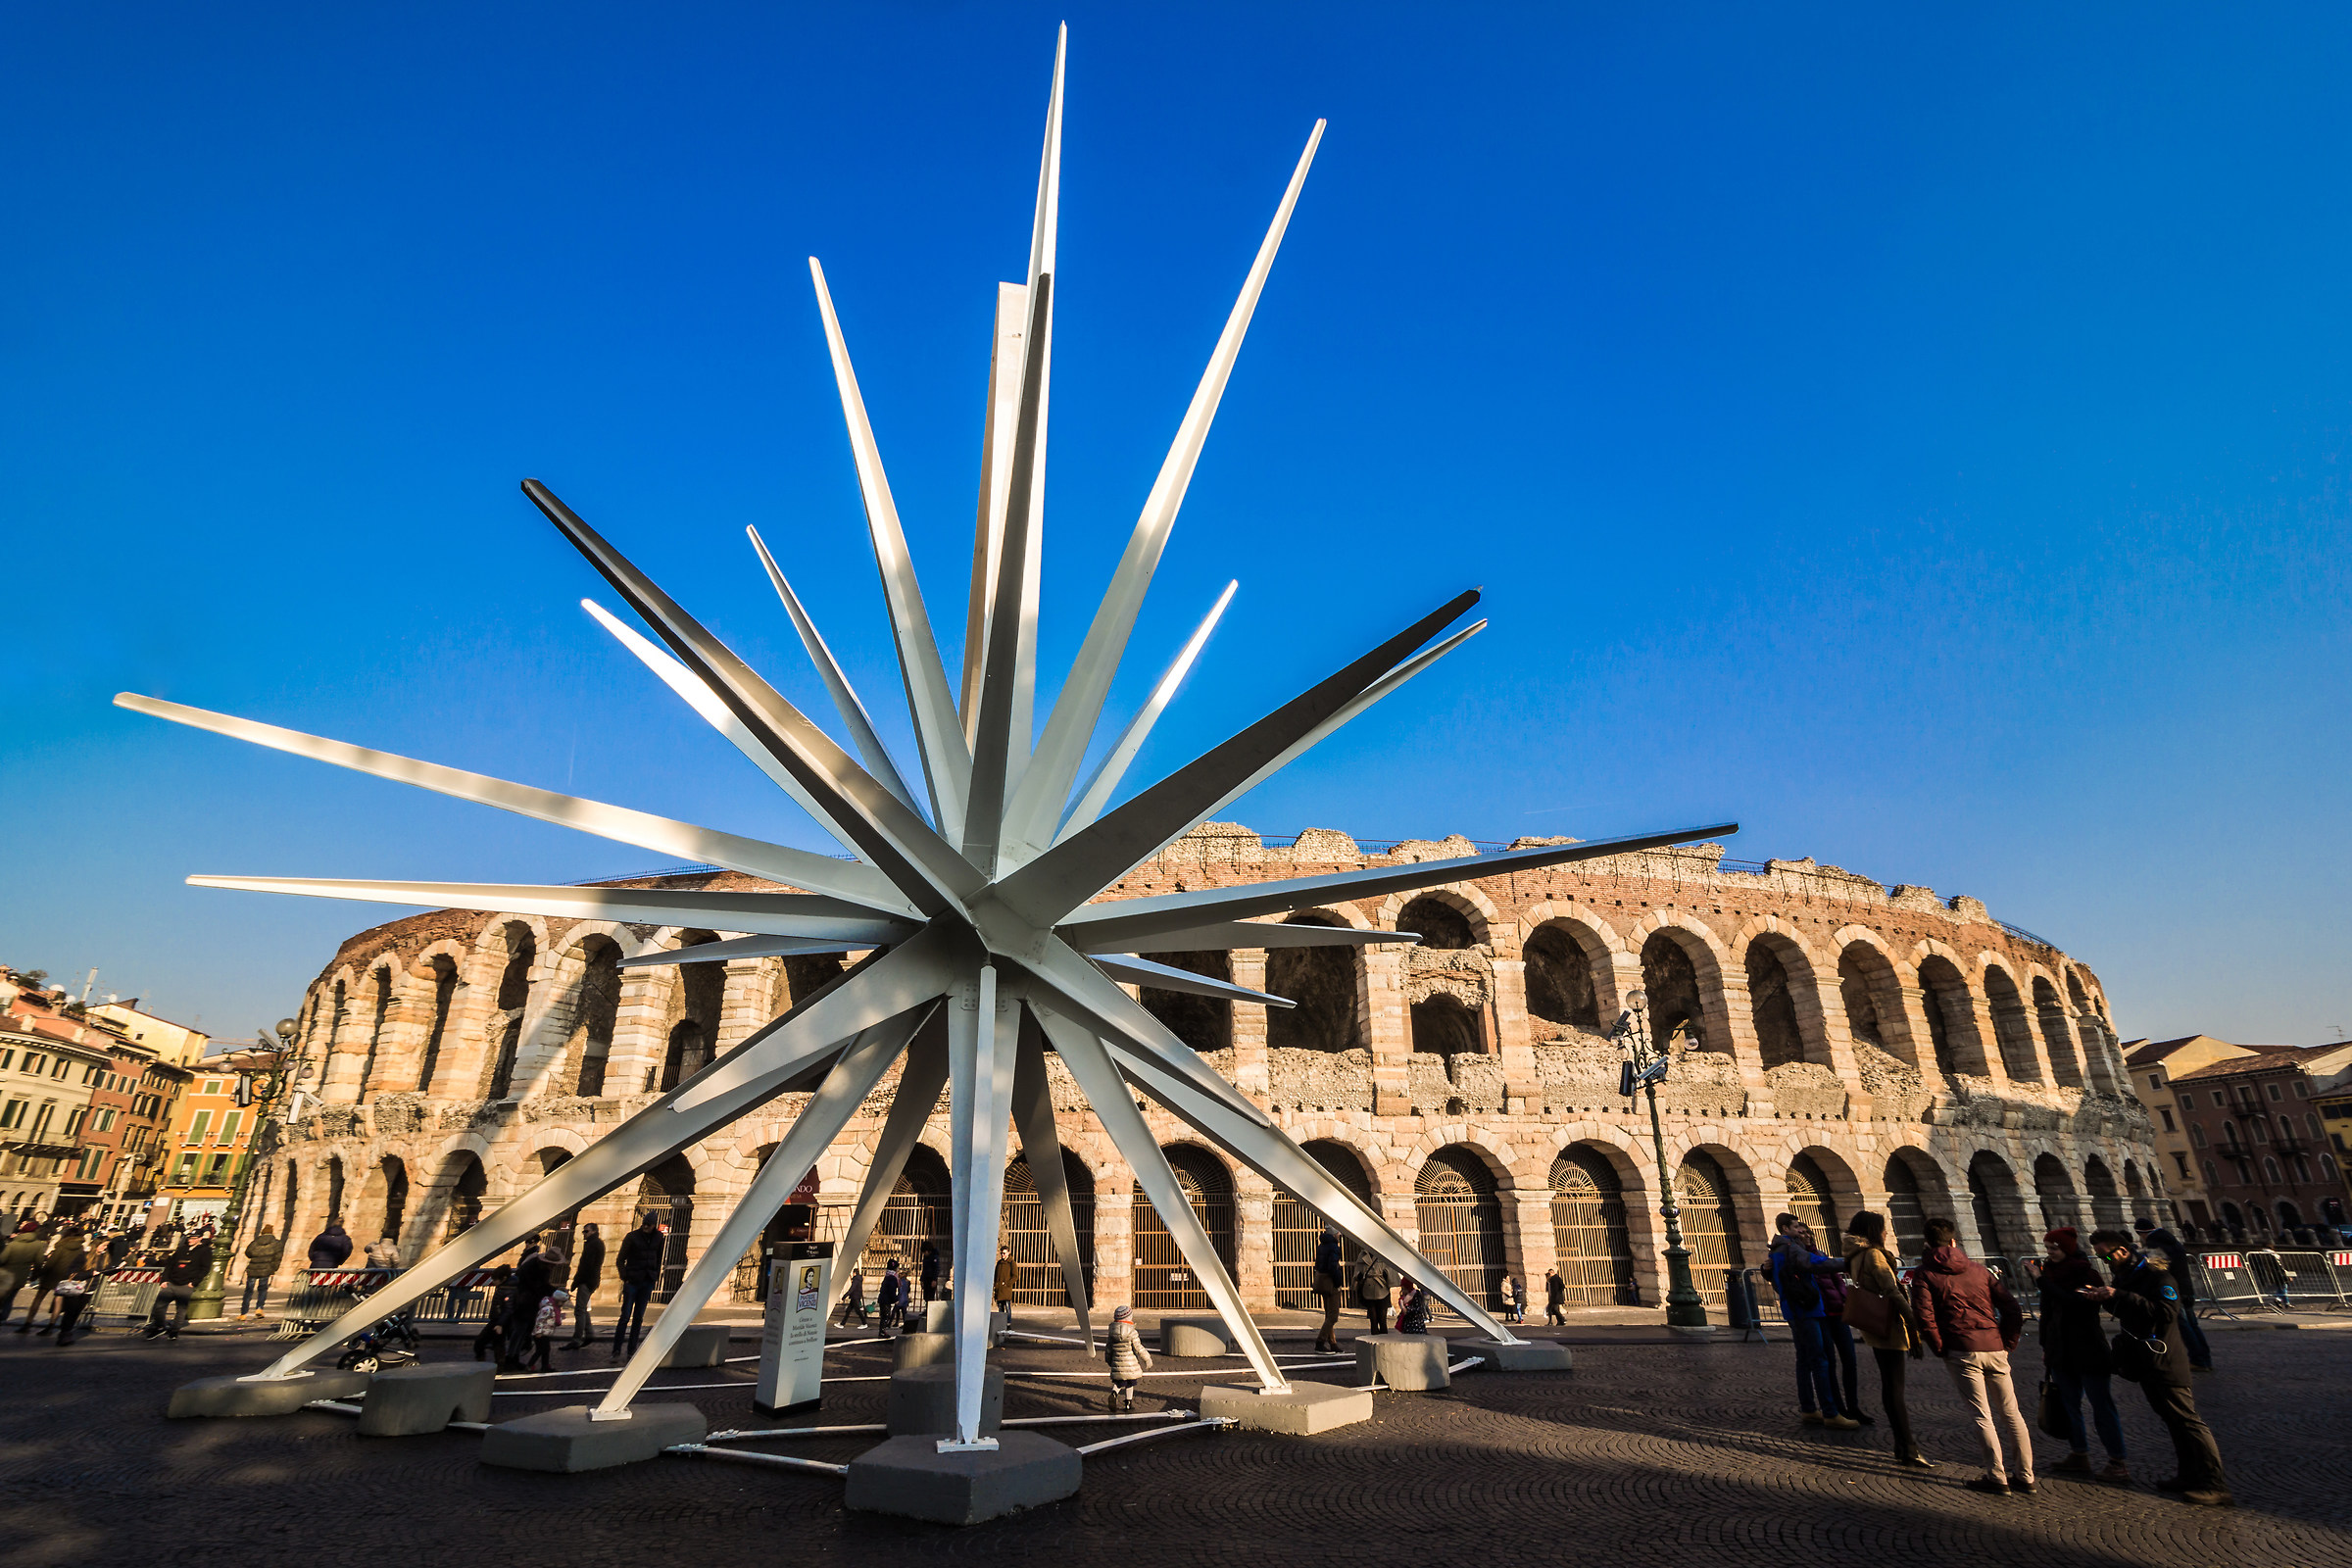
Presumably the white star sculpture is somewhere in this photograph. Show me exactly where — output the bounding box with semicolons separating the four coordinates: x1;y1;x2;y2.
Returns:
121;28;1730;1447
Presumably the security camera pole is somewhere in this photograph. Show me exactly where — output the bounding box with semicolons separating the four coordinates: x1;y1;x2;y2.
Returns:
1615;990;1709;1331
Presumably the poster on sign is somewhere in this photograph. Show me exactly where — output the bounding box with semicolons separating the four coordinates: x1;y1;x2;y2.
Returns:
755;1241;831;1417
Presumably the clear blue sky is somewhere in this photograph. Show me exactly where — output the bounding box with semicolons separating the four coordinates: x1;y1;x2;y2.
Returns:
4;5;2346;1049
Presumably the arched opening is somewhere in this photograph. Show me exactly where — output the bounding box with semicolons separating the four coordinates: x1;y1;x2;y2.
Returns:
782;953;849;1008
1550;1145;1637;1305
1968;1152;2021;1262
874;1146;952;1277
2123;1159;2153;1228
1396;897;1477;951
1641;932;1712;1052
376;1156;408;1257
1784;1153;1839;1242
486;923;535;1100
1915;956;1985;1078
1271;1141;1377;1308
661;1020;705;1094
533;1148;578;1254
1137;951;1233;1053
1744;938;1810;1069
1524;923;1602;1030
2033;977;2082;1088
1838;943;1906;1064
358;967;393;1098
1982;966;2041;1083
2034;1152;2081;1234
1677;1150;1747;1307
2278;1200;2302;1232
1409;992;1482;1058
1883;1152;1931;1259
416;956;458;1093
1001;1151;1095;1305
2084;1156;2124;1230
654;930;725;1093
1413;1146;1506;1309
1266;915;1361;1053
569;937;622;1098
633;1153;696;1301
279;1158;300;1239
1132;1146;1236;1310
442;1153;487;1243
2219;1200;2244;1237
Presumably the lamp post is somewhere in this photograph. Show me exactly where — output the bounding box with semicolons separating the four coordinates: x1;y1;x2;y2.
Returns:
1613;989;1710;1332
188;1017;302;1321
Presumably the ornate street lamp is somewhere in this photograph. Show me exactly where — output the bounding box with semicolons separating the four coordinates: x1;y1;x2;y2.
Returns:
1614;989;1710;1332
188;1017;302;1321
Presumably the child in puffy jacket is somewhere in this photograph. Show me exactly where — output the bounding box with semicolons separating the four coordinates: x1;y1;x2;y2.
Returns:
1103;1304;1152;1411
528;1288;570;1371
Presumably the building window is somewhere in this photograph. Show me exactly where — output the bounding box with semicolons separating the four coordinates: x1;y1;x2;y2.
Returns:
173;1153;197;1181
50;1058;68;1079
2173;1152;2190;1179
220;1110;241;1144
23;1055;43;1076
64;1108;86;1138
189;1109;212;1141
2309;1112;2325;1140
2160;1107;2176;1132
2148;1075;2163;1092
0;1101;23;1130
2326;1155;2341;1181
2268;1083;2283;1102
2213;1092;2226;1106
0;1050;11;1070
2203;1160;2219;1188
202;1078;221;1096
2294;1081;2309;1099
2263;1156;2281;1183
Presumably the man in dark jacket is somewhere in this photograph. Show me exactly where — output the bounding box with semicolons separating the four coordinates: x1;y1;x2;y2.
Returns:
877;1258;905;1337
1311;1229;1345;1352
1909;1218;2034;1494
2037;1228;2127;1481
144;1236;213;1340
2135;1220;2212;1371
2084;1229;2229;1507
472;1265;516;1361
240;1224;286;1315
612;1212;664;1359
565;1223;605;1348
919;1244;942;1313
307;1220;353;1270
504;1244;559;1370
1543;1267;1566;1327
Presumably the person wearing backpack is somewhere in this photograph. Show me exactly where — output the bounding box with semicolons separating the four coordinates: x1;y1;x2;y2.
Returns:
1842;1210;1934;1470
2082;1229;2229;1507
1909;1217;2034;1495
1102;1303;1152;1411
1351;1253;1393;1334
1769;1214;1857;1430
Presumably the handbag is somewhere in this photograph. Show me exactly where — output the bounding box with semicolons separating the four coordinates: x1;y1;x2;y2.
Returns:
1838;1247;1899;1340
2035;1376;2073;1440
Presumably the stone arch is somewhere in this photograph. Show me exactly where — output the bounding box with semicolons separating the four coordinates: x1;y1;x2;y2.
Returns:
1270;1139;1379;1308
1133;1143;1236;1310
1415;1145;1507;1308
1378;884;1500;950
655;930;726;1094
356;965;395;1099
633;1152;697;1300
1674;1144;1755;1307
411;952;463;1095
1266;913;1363;1054
1394;894;1481;951
1980;962;2042;1083
2122;1159;2157;1228
2083;1155;2125;1230
1409;991;1482;1057
1967;1150;2028;1262
1782;1147;1856;1242
2034;1152;2081;1233
1882;1146;1950;1258
1549;1141;1637;1305
1002;1150;1095;1306
354;1154;408;1258
436;1150;490;1246
1742;931;1825;1069
2031;973;2083;1088
1836;932;1914;1068
1637;920;1729;1055
1135;950;1233;1053
481;920;537;1101
872;1144;953;1275
1912;950;1989;1078
1521;915;1616;1033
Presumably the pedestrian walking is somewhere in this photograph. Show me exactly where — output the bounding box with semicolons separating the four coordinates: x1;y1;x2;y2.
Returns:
565;1223;605;1348
2037;1228;2129;1483
1103;1302;1152;1410
1909;1217;2034;1495
994;1246;1017;1327
528;1287;569;1372
50;1262;96;1347
471;1265;517;1361
239;1224;284;1315
2133;1220;2213;1373
2083;1228;2230;1507
144;1234;214;1341
1544;1267;1567;1325
1309;1228;1347;1351
20;1225;88;1335
307;1219;352;1270
1497;1272;1519;1325
101;1228;132;1273
508;1243;563;1370
920;1244;942;1311
1352;1252;1393;1334
612;1212;663;1359
1841;1211;1934;1471
837;1264;865;1328
877;1258;905;1336
1768;1214;1857;1429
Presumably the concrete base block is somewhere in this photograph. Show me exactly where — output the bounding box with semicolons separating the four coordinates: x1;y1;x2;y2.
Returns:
478;1403;707;1473
1355;1332;1449;1391
845;1431;1081;1526
921;1300;953;1334
1159;1316;1235;1356
358;1362;496;1435
1200;1379;1373;1435
1467;1338;1573;1372
887;1362;1004;1437
167;1368;371;1419
893;1331;955;1370
659;1322;731;1369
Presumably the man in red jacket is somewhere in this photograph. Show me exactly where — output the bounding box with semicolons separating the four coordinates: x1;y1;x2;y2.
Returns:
1908;1217;2034;1496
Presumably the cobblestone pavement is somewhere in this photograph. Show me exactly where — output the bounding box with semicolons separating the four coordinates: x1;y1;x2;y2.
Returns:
2;1318;2347;1568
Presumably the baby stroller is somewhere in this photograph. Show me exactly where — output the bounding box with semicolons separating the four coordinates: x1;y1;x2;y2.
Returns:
335;1301;422;1373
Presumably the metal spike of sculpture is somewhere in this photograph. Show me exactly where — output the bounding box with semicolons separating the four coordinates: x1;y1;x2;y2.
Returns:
120;26;1737;1450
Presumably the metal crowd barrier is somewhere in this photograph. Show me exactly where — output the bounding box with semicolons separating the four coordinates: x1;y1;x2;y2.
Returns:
91;1268;163;1328
2248;1250;2349;1311
270;1267;505;1341
2188;1250;2263;1317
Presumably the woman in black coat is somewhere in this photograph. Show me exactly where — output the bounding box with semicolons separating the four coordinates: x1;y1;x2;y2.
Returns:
2036;1228;2127;1481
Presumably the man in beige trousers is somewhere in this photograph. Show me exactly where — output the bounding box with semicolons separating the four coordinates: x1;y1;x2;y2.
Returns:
1909;1216;2036;1496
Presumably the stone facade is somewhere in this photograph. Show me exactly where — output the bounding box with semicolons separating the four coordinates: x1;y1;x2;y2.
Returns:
243;826;2162;1313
